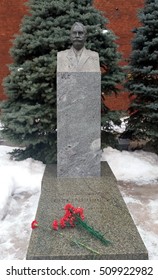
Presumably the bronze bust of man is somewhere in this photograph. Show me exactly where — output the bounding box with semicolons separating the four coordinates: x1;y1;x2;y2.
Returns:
57;22;100;72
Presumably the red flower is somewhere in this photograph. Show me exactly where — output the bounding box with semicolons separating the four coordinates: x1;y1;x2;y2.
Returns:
31;220;38;229
80;214;85;220
64;210;72;220
69;216;76;227
75;207;83;215
60;217;67;229
64;203;75;212
52;220;58;231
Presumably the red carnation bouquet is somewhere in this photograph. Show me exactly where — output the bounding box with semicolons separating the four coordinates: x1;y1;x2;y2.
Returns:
31;203;111;255
52;203;84;230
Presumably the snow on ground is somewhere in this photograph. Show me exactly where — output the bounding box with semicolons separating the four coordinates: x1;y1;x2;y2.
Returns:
0;145;158;259
102;147;158;260
118;182;158;260
102;147;158;184
0;146;45;259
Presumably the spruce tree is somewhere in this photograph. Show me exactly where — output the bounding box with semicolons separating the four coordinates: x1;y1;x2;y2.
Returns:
1;0;124;163
125;0;158;148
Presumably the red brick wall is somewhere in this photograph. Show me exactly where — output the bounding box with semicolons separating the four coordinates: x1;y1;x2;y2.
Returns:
94;0;144;62
0;0;27;100
94;0;144;110
0;0;144;110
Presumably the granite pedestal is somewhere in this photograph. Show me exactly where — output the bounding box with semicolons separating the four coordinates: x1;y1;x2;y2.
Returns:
26;162;148;260
57;72;101;177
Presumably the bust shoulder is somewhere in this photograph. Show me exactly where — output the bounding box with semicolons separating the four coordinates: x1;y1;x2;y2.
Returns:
57;49;69;57
57;48;99;57
85;50;99;63
86;49;99;57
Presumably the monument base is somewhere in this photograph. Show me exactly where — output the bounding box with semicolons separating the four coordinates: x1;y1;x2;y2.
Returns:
26;162;148;260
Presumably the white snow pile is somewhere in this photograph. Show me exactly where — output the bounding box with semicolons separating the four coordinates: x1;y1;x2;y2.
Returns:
102;147;158;184
0;146;45;220
0;146;45;260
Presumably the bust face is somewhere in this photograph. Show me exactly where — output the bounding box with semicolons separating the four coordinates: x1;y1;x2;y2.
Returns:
70;24;87;51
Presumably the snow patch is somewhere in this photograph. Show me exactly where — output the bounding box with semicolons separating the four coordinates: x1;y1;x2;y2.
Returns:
137;228;158;260
102;147;158;184
0;146;45;220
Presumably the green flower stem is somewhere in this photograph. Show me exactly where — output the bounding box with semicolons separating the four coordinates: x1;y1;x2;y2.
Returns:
75;215;111;246
34;223;100;255
58;232;100;255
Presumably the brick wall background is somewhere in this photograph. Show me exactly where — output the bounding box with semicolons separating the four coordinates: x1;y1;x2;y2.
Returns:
0;0;27;100
0;0;144;110
94;0;144;110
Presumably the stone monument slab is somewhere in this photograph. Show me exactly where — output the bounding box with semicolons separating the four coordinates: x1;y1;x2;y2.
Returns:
26;162;148;260
57;72;101;177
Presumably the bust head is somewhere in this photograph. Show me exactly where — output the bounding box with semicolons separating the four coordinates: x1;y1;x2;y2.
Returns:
70;22;87;51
